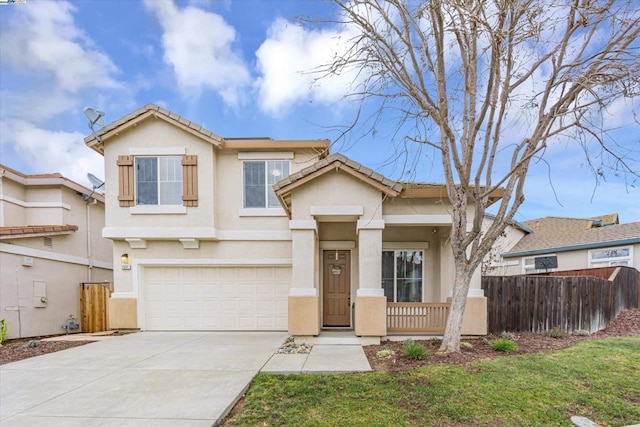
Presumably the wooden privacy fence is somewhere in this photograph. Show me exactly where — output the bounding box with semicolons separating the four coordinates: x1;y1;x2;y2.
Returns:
80;282;112;333
482;267;639;334
387;302;450;333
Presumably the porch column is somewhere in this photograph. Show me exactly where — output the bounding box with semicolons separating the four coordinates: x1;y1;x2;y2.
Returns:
355;219;387;336
288;220;320;336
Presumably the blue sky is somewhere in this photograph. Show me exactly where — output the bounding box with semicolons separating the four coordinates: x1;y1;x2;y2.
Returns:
1;0;638;223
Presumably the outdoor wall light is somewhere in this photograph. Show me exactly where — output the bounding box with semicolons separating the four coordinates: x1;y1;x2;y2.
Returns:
121;253;131;270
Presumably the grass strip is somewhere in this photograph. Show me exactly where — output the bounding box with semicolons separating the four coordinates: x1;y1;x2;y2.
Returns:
227;337;640;426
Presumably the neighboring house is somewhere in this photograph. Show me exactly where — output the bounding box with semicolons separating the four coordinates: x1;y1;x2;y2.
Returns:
482;214;532;275
0;166;113;339
84;104;504;337
492;214;640;275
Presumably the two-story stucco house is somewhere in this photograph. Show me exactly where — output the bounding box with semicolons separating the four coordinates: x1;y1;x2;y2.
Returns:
85;104;499;337
0;165;113;339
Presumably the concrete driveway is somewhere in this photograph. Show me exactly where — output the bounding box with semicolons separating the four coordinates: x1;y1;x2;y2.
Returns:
0;331;287;426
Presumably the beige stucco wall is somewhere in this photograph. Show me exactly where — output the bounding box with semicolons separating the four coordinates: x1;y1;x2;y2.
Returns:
111;239;292;295
0;183;113;338
0;178;26;227
290;172;383;221
1;253;112;338
482;219;528;276
103;119;216;229
382;197;453;216
215;149;319;231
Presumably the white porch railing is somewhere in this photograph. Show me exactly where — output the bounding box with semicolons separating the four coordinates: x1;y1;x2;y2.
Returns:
386;302;450;333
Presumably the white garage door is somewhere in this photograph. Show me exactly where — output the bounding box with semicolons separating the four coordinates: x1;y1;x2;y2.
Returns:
143;266;290;331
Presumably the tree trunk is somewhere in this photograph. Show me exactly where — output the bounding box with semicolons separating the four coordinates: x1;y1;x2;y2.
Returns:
438;264;474;354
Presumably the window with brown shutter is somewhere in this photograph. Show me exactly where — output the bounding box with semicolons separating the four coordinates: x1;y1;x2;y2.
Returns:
117;155;135;207
182;154;198;207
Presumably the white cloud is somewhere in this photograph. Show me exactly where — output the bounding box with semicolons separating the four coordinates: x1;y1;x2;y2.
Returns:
0;0;121;183
143;0;250;106
0;1;119;94
255;18;363;117
0;121;104;186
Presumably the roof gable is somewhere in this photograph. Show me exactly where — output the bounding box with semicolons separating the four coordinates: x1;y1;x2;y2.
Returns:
84;104;223;154
275;153;403;195
274;154;403;217
274;153;506;217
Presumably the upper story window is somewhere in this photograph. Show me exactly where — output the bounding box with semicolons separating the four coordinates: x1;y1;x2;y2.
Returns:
589;246;632;267
382;250;423;302
117;153;198;211
243;160;289;208
135;157;182;205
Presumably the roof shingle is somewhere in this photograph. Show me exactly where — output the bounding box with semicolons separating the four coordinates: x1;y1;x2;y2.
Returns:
503;214;640;257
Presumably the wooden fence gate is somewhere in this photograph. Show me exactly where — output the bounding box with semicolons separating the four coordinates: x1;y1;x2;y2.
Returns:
80;282;112;333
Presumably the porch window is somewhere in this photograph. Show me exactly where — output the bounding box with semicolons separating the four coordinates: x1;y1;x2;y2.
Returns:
382;250;423;302
243;160;289;208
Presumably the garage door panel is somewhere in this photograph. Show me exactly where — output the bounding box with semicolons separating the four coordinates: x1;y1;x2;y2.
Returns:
144;266;290;331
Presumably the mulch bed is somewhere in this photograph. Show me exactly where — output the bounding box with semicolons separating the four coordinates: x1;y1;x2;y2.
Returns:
0;338;92;365
364;309;640;371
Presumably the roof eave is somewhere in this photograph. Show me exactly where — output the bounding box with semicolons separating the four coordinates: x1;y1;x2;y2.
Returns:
502;237;640;258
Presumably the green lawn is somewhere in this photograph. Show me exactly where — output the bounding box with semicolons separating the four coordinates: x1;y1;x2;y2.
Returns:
226;337;640;426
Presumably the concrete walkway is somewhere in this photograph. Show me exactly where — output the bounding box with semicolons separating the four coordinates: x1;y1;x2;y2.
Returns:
262;345;371;373
0;331;372;426
0;331;287;426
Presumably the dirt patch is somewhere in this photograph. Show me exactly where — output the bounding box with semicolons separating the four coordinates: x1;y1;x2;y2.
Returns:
364;309;640;371
0;331;136;365
0;338;92;365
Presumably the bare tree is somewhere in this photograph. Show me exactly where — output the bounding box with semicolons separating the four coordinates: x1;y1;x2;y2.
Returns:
319;0;640;353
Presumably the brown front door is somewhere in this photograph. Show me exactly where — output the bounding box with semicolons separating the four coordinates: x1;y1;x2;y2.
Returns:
323;250;351;327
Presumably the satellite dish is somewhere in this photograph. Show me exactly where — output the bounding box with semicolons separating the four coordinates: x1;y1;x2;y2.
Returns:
83;173;105;201
84;107;105;127
87;173;105;190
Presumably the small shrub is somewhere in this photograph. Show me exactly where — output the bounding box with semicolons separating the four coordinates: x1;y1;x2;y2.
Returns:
403;341;428;360
545;327;566;339
376;348;396;359
460;341;473;350
492;338;517;352
499;331;516;340
0;319;7;346
574;329;591;337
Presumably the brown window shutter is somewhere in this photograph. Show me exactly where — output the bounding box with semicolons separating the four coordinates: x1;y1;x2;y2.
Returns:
117;155;135;207
182;155;198;207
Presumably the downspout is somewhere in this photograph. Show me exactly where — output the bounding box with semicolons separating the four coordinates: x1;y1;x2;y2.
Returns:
86;199;93;282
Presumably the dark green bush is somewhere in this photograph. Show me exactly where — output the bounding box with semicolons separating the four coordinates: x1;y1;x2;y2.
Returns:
403;340;428;360
492;338;518;352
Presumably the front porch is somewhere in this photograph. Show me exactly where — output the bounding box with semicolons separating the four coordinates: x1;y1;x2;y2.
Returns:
292;301;452;340
276;154;487;338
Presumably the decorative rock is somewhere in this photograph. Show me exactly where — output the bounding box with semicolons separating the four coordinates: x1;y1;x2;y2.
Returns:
276;336;313;354
22;340;38;348
570;416;598;427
